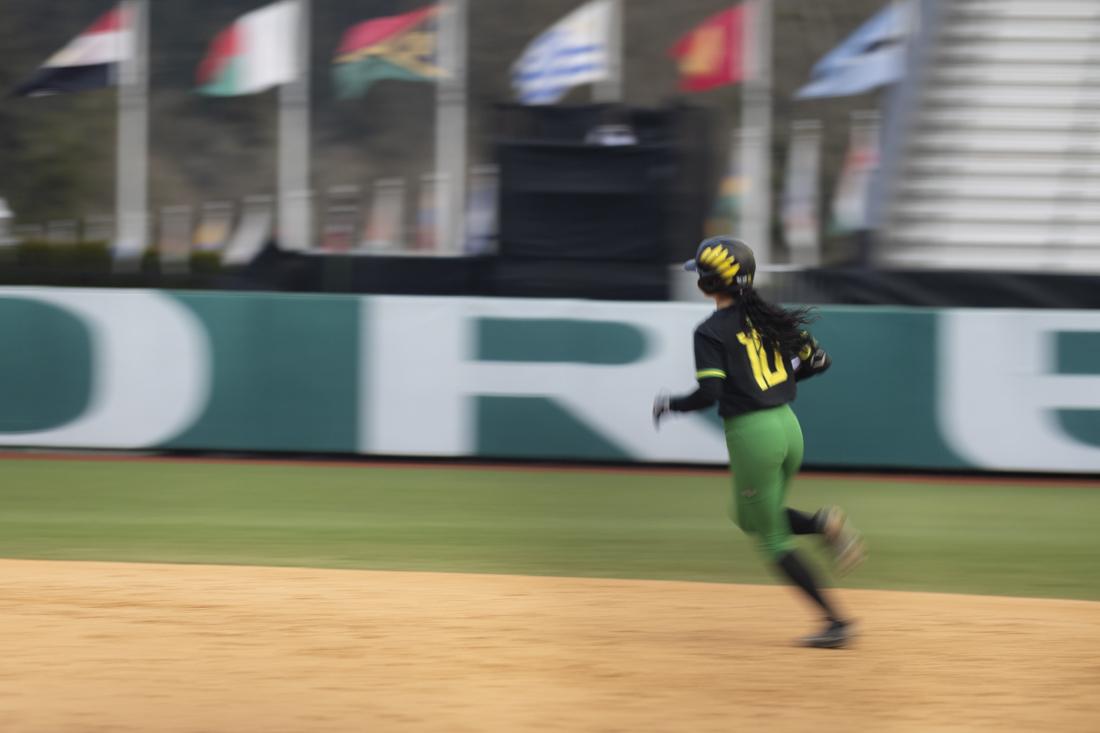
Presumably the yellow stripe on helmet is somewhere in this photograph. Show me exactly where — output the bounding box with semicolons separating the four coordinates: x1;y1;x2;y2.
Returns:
698;243;741;284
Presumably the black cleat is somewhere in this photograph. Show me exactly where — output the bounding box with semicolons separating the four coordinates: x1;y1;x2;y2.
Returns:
799;619;855;649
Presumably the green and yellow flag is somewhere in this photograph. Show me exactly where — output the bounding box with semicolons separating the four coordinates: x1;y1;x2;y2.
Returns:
334;5;443;99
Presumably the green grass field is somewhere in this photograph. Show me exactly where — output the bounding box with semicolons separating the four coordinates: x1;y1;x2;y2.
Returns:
1;457;1098;600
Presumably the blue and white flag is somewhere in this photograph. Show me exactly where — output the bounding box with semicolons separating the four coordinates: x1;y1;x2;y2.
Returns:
512;0;613;105
796;1;910;100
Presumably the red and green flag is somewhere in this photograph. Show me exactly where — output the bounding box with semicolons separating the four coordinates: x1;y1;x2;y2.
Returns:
196;1;300;97
333;5;443;99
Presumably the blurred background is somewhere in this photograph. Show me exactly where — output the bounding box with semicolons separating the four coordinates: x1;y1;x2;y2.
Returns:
1;0;1099;474
8;0;1093;306
2;9;1099;730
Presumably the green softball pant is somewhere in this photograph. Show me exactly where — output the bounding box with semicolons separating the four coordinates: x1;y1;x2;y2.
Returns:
723;403;805;560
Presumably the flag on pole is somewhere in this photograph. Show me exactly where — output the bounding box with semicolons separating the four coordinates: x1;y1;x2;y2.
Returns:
334;5;443;98
13;5;132;96
362;179;406;252
704;172;747;239
416;174;441;251
193;202;235;252
512;0;614;105
781;120;822;262
831;112;880;234
0;198;14;246
196;0;300;96
668;6;746;93
464;165;499;255
705;130;749;238
795;1;909;100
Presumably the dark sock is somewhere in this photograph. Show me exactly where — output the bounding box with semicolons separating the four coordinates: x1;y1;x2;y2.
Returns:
786;508;821;535
776;550;840;622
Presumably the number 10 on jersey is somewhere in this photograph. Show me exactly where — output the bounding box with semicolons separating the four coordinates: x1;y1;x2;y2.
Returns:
737;330;789;391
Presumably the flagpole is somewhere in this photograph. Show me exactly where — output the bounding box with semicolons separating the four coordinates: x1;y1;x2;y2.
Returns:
435;0;468;254
592;0;623;102
869;0;918;236
278;0;312;251
115;0;149;265
738;0;773;266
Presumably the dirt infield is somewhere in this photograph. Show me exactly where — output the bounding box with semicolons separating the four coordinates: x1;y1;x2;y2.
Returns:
2;560;1098;733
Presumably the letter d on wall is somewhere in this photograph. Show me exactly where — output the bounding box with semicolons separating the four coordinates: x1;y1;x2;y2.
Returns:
939;310;1100;472
0;289;211;448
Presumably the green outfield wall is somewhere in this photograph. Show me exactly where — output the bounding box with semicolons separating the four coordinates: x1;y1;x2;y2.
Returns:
0;288;1097;473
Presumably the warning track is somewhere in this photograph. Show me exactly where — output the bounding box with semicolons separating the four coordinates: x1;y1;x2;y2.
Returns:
1;450;1098;487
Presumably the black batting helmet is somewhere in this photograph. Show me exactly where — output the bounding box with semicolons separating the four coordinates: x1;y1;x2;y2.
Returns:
684;236;756;295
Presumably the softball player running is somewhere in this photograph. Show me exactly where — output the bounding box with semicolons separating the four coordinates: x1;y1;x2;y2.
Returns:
653;236;865;649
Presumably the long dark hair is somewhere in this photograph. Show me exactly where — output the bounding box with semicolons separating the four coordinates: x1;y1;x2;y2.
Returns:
740;289;816;358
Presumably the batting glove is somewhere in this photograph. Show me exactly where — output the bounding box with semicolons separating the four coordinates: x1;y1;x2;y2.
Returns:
653;392;671;429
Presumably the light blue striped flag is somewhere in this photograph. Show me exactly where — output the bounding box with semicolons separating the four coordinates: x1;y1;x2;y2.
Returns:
512;0;613;105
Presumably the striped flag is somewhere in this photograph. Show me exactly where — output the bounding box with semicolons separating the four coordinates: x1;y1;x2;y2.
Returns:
196;1;299;96
512;0;614;105
13;5;132;97
334;5;443;99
